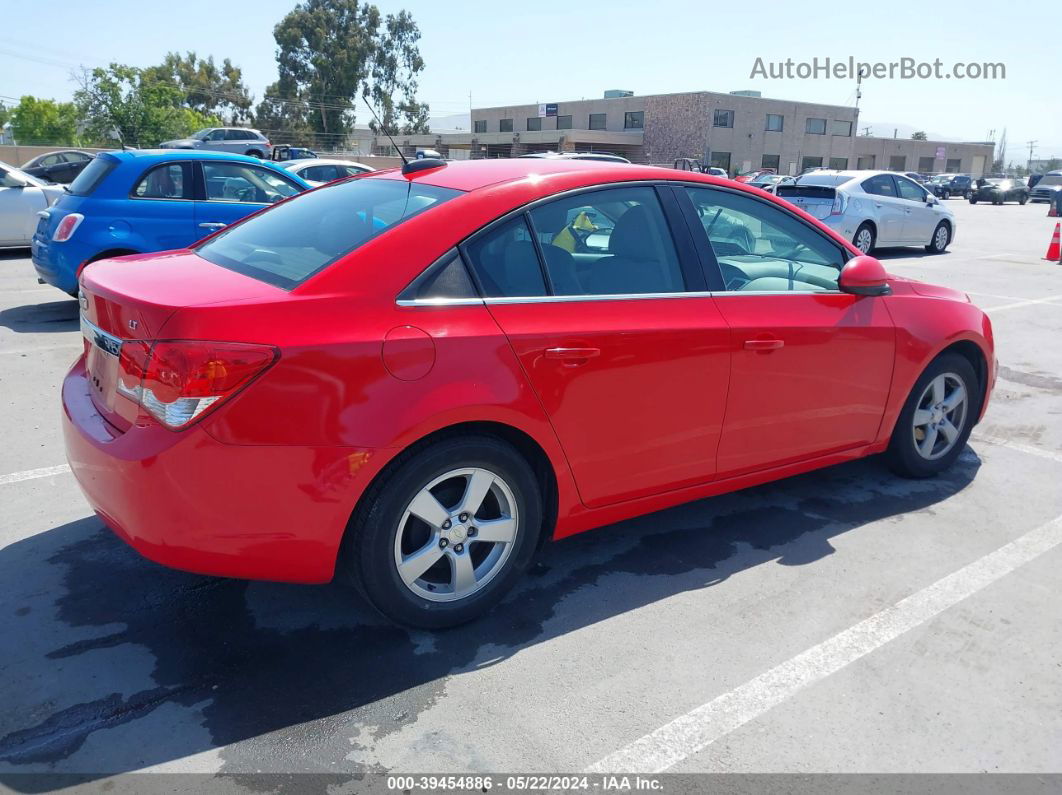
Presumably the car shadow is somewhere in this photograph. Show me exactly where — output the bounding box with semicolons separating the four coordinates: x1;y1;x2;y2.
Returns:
0;450;980;782
873;247;949;260
0;301;79;334
0;248;31;261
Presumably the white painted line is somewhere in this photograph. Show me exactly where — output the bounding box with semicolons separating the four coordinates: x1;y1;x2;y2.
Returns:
0;464;71;486
588;512;1062;774
0;342;81;356
984;294;1062;313
972;433;1062;464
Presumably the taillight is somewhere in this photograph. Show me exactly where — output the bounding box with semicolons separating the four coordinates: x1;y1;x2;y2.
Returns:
53;213;84;242
116;340;277;430
830;194;848;216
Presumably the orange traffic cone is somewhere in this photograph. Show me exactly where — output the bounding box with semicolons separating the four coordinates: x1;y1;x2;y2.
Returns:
1049;204;1059;218
1046;223;1062;262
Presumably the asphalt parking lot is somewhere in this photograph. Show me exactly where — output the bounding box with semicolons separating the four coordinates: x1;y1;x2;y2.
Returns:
1;199;1060;785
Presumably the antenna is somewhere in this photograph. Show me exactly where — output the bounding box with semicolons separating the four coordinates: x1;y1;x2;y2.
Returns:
362;90;408;166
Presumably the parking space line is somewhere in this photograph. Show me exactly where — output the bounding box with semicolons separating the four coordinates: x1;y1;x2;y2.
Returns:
984;294;1062;314
587;512;1062;774
972;433;1062;464
0;342;81;356
0;464;71;486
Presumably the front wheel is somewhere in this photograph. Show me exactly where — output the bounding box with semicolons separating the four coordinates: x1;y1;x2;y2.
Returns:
886;353;978;478
1019;195;1028;205
343;435;542;628
925;222;950;253
942;190;950;200
969;197;978;204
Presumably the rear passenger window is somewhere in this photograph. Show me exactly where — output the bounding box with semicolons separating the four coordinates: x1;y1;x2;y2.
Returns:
464;217;547;298
862;174;897;197
132;163;191;199
528;186;685;295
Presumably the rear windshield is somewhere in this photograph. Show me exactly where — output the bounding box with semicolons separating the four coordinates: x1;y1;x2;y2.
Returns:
67;156;116;196
791;174;853;187
196;177;463;289
776;185;838;198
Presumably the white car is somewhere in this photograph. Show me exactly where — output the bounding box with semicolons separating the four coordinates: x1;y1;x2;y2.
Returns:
776;170;956;254
0;161;64;247
280;158;375;186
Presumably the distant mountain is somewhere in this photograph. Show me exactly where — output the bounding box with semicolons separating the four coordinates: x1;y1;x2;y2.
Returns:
859;122;967;142
429;113;471;133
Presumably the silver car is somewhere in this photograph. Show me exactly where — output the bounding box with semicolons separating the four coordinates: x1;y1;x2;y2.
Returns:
776;170;956;254
159;127;272;159
280;158;375;186
0;161;64;247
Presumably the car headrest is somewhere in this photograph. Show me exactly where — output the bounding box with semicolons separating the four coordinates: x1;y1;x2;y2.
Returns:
608;205;657;260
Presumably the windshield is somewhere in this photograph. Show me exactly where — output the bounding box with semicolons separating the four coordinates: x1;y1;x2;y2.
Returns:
196;177;463;289
1038;176;1062;187
0;162;46;188
191;129;212;140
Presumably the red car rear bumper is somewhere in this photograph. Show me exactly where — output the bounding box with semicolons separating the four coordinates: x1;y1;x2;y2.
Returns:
62;358;379;584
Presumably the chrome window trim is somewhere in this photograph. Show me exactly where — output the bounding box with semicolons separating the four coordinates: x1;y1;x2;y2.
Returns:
395;288;846;307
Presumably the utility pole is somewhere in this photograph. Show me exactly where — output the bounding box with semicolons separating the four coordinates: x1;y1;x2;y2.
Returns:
860;126;872;136
1027;140;1037;172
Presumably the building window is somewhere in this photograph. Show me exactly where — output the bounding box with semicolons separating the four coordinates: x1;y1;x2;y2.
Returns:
831;120;853;136
589;113;606;130
917;156;935;172
526;117;542;132
499;118;513;133
801;156;823;171
762;154;780;170
556;115;572;130
805;118;827;135
624;111;644;129
857;155;876;169
710;151;731;173
889;155;907;171
946;158;962;172
473;120;487;133
829;157;848;170
713;109;734;128
765;113;784;132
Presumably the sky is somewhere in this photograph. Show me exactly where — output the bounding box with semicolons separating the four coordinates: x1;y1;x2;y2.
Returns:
2;0;1060;163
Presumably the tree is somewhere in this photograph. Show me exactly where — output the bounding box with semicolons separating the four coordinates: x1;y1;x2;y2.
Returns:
911;131;928;141
9;96;80;146
253;81;313;144
74;64;220;148
142;52;253;124
1044;158;1062;172
270;0;429;141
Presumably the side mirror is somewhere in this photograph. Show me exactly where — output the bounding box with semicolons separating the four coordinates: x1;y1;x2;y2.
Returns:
840;255;891;297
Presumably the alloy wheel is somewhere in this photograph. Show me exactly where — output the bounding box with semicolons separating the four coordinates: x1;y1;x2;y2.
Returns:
912;373;968;460
855;228;874;253
934;225;949;251
393;468;519;602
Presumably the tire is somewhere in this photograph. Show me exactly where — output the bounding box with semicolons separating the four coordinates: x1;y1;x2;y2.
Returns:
964;190;972;200
853;223;876;254
942;190;950;200
969;197;977;204
1019;195;1028;205
925;222;950;253
342;435;543;628
245;149;264;159
886;353;979;478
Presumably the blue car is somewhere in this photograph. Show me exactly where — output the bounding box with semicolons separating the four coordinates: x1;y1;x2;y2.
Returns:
32;150;311;295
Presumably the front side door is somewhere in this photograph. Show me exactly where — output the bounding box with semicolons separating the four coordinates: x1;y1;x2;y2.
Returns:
859;174;906;244
126;161;198;250
680;185;895;477
194;161;303;238
462;185;731;508
895;175;936;242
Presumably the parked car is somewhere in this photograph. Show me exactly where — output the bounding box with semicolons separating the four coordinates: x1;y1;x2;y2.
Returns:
159;128;272;159
518;151;631;163
21;150;96;184
281;158;375;186
734;167;776;183
31;150;310;295
1030;175;1062;204
904;172;929;185
271;145;318;162
777;170;956;254
926;174;974;200
65;158;994;627
671;158;729;178
969;178;1029;205
0;161;64;247
746;173;793;193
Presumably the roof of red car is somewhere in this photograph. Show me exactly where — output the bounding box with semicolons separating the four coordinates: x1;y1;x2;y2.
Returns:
373;158;683;192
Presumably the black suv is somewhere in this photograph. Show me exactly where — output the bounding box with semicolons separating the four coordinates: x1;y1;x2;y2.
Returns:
927;174;974;199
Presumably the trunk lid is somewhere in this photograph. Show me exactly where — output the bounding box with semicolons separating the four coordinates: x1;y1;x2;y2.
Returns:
775;185;837;220
79;250;285;432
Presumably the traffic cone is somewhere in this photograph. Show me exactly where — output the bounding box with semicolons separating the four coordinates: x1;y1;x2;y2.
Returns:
1046;223;1062;262
1049;204;1059;218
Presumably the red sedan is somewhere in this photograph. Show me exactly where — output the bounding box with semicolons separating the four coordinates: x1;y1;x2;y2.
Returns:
65;158;995;628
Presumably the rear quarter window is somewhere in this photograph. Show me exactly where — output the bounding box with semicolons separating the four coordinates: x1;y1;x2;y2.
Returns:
195;178;463;289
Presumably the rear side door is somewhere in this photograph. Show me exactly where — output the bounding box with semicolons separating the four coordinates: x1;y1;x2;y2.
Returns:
859;174;906;244
462;184;732;508
125;161;198;250
194;161;303;237
679;185;895;477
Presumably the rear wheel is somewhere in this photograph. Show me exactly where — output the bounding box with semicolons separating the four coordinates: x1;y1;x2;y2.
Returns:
969;197;978;204
941;189;950;200
245;149;264;159
1019;195;1028;205
886;353;978;478
854;223;876;254
343;435;542;628
925;222;950;253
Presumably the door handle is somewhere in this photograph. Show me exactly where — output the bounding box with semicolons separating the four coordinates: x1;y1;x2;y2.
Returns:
545;347;601;363
744;338;784;351
198;222;226;230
